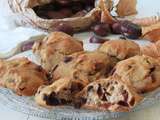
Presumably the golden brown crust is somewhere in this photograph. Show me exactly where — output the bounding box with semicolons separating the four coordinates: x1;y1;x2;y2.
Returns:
52;51;118;84
113;55;160;93
0;57;48;96
74;75;143;112
32;32;83;72
142;29;160;42
98;40;140;60
141;42;160;61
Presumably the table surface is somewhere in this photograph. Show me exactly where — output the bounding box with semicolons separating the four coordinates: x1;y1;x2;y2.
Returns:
0;0;160;120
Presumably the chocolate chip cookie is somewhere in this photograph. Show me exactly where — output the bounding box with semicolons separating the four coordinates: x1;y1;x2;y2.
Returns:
74;75;143;112
98;40;140;60
0;58;49;96
113;55;160;93
52;51;118;84
33;32;83;72
35;77;86;107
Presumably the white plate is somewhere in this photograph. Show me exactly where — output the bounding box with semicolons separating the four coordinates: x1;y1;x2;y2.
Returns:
0;50;160;120
0;0;160;119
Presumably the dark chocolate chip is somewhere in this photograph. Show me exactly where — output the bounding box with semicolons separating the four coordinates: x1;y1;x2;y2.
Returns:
129;97;135;106
117;101;129;107
35;65;43;72
110;86;114;91
151;74;156;83
94;63;104;72
74;97;87;108
43;92;60;106
101;94;107;101
87;85;94;92
105;92;111;96
109;68;116;76
122;90;128;102
19;87;25;91
60;99;68;104
63;56;73;63
97;84;103;98
149;67;155;74
70;82;84;93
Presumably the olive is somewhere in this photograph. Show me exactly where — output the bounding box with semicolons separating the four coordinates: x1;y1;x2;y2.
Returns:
89;35;106;44
59;8;73;17
71;2;83;13
111;21;122;34
91;23;111;37
55;23;74;36
56;0;71;6
83;0;95;6
47;11;66;19
120;20;142;39
21;41;34;51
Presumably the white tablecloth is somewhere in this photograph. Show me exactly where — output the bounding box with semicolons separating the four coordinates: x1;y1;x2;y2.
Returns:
0;0;160;120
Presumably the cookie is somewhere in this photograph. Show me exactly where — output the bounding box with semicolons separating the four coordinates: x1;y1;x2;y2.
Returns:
141;41;160;61
113;55;160;93
98;40;140;60
32;32;83;71
74;75;143;112
35;78;85;107
52;51;118;84
0;58;49;96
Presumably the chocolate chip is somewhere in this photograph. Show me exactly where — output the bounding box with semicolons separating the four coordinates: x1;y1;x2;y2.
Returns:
71;82;84;93
63;56;73;63
117;101;129;107
60;99;68;104
110;86;114;91
87;85;94;92
149;67;155;74
74;97;87;108
129;97;135;106
151;74;156;83
122;90;128;102
35;65;43;72
46;73;53;84
101;94;107;101
43;92;60;106
109;68;116;76
19;87;25;91
99;103;111;109
105;92;111;96
97;84;103;98
95;63;104;72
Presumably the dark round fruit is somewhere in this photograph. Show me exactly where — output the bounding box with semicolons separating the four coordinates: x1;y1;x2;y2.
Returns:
120;20;142;39
91;23;111;37
55;23;74;36
56;0;71;6
111;22;122;34
89;35;106;44
71;2;83;13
